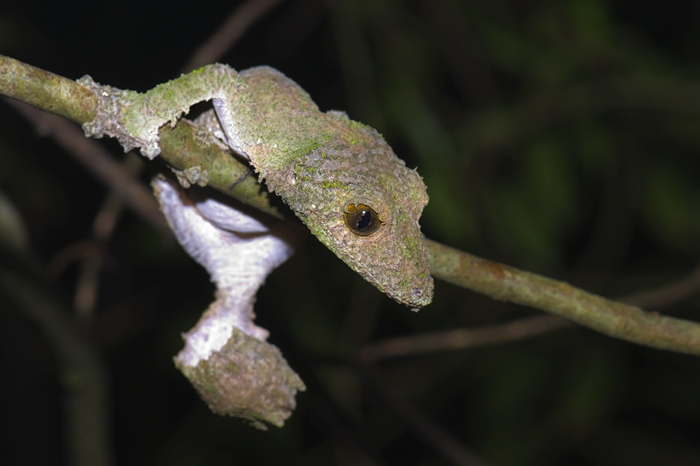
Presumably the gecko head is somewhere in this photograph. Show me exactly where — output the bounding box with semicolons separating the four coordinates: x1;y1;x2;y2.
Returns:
328;188;434;309
258;114;434;309
281;141;434;309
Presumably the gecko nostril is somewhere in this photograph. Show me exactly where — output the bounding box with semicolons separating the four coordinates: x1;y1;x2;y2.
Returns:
344;203;383;236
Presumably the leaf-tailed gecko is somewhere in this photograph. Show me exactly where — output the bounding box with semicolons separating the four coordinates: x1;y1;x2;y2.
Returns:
79;64;434;310
77;65;433;426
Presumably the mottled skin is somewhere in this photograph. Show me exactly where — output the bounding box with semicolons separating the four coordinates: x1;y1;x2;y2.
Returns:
81;64;434;308
234;67;433;308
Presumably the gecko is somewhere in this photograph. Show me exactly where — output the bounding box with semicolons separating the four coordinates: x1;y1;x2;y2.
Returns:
78;64;434;310
77;64;435;426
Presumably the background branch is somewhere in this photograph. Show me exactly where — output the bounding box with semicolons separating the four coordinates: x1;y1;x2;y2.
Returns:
183;0;286;72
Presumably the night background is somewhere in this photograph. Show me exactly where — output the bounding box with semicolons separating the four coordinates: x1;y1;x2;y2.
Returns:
2;0;700;464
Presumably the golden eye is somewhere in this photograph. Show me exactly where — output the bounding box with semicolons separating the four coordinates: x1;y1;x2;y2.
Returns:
344;203;383;236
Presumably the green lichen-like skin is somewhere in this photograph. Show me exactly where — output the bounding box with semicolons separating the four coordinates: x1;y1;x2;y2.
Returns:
233;67;433;308
84;64;433;308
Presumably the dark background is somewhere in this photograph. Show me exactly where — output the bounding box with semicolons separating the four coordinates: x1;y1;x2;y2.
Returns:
2;0;700;464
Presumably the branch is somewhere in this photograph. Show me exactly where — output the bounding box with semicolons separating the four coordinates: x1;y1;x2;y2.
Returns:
427;240;700;356
360;261;700;362
3;53;700;356
0;54;96;123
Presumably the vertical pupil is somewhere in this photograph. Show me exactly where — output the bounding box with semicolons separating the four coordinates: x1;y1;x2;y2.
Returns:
344;203;382;236
356;209;372;230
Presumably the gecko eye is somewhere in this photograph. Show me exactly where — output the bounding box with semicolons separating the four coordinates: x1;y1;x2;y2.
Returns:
344;204;383;236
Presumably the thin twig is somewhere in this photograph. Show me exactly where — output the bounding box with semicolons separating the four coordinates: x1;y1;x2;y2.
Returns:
4;98;172;236
183;0;285;72
44;240;108;279
359;315;570;362
618;264;700;309
73;154;144;316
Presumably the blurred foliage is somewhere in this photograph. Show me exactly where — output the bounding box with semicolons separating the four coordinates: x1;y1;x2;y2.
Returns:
3;0;700;465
